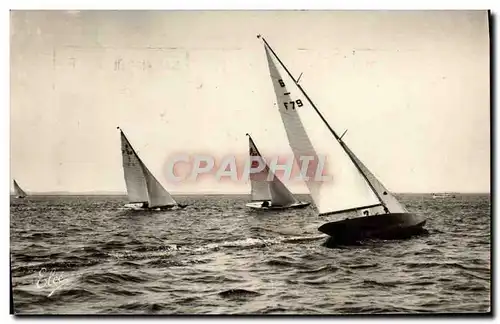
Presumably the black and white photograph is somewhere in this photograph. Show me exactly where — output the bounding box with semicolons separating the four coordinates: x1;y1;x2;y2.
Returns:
9;9;491;315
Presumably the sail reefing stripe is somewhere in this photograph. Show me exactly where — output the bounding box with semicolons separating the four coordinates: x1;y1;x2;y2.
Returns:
318;203;383;217
260;36;387;209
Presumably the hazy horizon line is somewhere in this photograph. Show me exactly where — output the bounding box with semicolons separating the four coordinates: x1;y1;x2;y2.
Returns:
9;191;491;196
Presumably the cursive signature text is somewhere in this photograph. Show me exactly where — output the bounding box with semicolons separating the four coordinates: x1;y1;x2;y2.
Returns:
35;268;69;297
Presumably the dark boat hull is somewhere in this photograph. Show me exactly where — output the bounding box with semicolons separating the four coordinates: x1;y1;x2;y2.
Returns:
122;203;188;211
318;212;427;245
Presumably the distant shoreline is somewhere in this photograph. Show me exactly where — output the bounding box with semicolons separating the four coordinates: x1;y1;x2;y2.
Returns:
9;192;491;196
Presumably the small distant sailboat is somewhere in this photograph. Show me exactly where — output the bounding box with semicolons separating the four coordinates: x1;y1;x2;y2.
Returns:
432;193;456;199
118;127;187;211
259;35;427;244
245;133;310;210
13;180;27;198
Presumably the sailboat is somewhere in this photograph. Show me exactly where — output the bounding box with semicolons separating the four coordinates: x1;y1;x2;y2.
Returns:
245;133;310;210
13;180;27;198
432;193;456;199
259;35;427;244
118;127;187;211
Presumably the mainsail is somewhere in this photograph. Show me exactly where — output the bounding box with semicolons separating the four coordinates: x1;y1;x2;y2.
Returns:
120;129;177;208
247;134;298;207
260;36;404;221
13;180;27;198
248;135;271;201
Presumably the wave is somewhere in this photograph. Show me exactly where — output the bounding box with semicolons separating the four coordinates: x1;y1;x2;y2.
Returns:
346;263;379;269
108;235;325;261
218;288;261;299
106;301;168;313
297;264;339;274
404;261;490;274
10;194;491;314
80;272;148;285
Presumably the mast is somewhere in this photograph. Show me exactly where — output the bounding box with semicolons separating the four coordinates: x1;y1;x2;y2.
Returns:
258;35;387;210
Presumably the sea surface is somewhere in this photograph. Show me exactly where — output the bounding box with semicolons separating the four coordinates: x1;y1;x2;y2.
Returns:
10;194;491;314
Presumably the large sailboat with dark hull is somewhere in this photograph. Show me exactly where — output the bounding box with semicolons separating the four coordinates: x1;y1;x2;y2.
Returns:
258;35;427;244
118;127;187;211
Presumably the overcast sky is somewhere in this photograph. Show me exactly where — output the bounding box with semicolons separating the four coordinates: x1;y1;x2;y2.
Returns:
10;10;490;194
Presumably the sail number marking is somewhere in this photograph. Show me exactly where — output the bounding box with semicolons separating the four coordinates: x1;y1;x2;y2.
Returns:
283;100;303;110
277;79;304;110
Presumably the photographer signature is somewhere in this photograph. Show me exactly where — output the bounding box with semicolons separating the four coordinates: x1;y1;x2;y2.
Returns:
35;268;70;297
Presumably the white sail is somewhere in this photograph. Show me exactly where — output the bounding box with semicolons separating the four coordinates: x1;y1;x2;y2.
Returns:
140;160;177;208
342;143;407;214
263;42;382;218
268;179;298;206
121;131;150;203
120;130;177;207
248;136;272;201
248;135;298;206
13;180;27;198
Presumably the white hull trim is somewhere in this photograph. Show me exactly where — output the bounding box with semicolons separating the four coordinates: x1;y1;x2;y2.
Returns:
245;200;310;210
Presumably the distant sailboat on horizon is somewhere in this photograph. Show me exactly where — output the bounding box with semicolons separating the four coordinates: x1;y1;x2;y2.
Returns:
118;127;187;211
13;180;27;199
259;35;427;244
245;133;310;210
432;193;456;199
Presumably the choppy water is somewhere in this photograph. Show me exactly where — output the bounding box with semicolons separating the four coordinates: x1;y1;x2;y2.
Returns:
10;194;490;314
